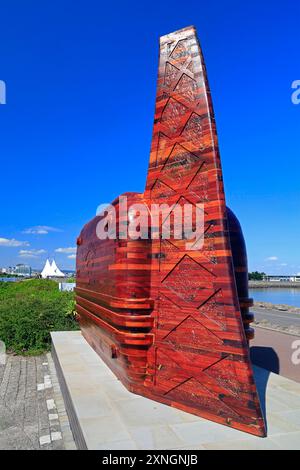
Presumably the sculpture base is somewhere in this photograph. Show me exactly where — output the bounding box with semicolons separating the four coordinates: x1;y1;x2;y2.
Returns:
51;331;300;450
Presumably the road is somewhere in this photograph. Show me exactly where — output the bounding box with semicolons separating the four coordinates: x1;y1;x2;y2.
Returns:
252;307;300;329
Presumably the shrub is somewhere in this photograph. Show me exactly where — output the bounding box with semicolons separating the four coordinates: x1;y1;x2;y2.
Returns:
248;271;266;281
0;279;79;355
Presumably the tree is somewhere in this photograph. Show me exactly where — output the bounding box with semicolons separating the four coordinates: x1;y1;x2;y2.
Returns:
248;271;266;281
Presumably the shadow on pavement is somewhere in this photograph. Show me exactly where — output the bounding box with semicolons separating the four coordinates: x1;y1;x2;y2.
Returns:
251;346;280;434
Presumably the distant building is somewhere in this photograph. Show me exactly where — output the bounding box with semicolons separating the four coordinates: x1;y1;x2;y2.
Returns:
41;259;65;278
14;264;32;277
64;270;76;278
262;274;300;282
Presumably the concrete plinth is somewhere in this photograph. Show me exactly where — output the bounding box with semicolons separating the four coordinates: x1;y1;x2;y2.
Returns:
51;331;300;450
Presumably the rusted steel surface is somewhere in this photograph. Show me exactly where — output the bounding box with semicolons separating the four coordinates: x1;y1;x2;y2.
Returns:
76;26;266;437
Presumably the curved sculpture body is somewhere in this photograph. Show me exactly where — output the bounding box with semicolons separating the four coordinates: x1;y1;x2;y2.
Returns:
227;207;254;342
76;26;266;437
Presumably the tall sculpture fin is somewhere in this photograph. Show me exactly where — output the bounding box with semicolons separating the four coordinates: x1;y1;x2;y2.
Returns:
76;26;266;438
143;26;265;437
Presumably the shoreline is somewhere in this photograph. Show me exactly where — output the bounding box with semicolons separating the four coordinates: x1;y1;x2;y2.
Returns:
252;300;300;314
249;281;300;288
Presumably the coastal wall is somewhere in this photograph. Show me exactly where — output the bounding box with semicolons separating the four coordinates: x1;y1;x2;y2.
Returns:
249;281;300;288
252;301;300;313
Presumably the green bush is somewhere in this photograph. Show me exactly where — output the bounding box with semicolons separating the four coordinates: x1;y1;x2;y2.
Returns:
248;271;266;281
0;279;79;355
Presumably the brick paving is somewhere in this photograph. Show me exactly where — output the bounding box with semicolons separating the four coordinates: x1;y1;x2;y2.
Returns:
0;352;76;450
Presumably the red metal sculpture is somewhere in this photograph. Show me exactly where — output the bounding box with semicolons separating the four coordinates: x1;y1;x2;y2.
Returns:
76;26;266;437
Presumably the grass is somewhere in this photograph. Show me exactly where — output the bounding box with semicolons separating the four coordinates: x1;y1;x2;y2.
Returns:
0;278;79;355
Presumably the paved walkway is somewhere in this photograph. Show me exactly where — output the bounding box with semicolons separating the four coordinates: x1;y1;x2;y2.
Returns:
52;331;300;450
0;353;76;450
251;327;300;383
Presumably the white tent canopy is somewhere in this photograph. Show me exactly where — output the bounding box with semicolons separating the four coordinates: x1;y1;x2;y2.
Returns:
51;259;65;277
41;259;52;278
41;259;65;278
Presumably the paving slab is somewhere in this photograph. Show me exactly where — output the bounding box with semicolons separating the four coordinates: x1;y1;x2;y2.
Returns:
0;353;76;450
51;330;300;450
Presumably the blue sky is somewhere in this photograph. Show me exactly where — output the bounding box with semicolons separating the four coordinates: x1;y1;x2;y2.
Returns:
0;0;299;273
